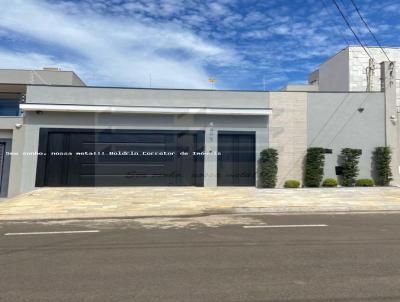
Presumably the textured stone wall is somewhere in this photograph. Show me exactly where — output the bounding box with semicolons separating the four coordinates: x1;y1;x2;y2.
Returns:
348;46;400;105
268;92;308;187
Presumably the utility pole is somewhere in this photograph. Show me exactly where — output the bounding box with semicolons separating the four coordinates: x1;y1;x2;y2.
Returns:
366;58;375;91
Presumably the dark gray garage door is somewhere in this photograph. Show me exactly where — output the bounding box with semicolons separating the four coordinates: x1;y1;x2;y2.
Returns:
217;132;256;186
36;129;204;187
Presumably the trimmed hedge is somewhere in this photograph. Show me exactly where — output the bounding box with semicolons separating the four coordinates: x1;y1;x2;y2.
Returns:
356;178;375;187
259;148;278;188
322;178;338;187
304;147;325;187
373;147;392;186
284;180;300;188
340;148;362;187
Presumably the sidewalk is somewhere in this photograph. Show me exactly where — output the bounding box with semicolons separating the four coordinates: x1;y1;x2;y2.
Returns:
0;187;400;221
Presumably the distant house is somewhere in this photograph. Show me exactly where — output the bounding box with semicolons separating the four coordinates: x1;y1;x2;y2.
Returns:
309;45;400;106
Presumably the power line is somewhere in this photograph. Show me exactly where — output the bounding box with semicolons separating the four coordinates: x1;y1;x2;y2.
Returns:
320;0;350;46
336;0;371;48
349;0;392;62
331;0;373;60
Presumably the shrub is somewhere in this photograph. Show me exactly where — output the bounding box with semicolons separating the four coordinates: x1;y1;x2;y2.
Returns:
284;180;300;188
373;147;392;186
322;178;338;187
340;148;362;186
355;178;375;187
304;147;325;187
259;148;278;188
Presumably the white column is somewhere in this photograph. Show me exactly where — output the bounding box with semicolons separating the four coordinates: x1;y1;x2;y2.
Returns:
203;123;218;187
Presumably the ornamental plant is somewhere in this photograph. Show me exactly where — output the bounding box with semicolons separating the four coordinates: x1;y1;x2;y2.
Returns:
304;147;325;187
355;178;375;187
322;178;338;187
284;180;300;188
373;146;392;186
259;148;278;188
340;148;362;186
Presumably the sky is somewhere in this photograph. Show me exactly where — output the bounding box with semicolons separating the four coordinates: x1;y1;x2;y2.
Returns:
0;0;399;90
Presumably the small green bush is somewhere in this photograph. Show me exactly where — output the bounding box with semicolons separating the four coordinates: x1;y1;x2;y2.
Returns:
304;147;325;187
355;178;375;187
284;180;300;188
373;147;392;186
259;148;278;188
322;178;338;187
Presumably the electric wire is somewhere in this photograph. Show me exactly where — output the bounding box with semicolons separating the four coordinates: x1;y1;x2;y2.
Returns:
321;0;350;46
331;0;373;60
349;0;392;62
336;0;372;48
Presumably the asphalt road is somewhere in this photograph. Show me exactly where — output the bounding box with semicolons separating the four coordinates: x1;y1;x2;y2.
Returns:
1;213;400;302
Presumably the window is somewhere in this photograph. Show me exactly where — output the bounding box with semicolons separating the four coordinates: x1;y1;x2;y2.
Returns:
0;100;20;116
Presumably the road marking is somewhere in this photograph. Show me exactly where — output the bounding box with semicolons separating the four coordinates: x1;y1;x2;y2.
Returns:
243;224;328;228
4;230;100;236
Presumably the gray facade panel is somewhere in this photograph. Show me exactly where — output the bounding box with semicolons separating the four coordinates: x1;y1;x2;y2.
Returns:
26;86;270;109
0;69;85;86
307;92;385;180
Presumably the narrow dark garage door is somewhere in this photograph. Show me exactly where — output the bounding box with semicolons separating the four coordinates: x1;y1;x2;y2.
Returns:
217;132;255;186
36;129;204;187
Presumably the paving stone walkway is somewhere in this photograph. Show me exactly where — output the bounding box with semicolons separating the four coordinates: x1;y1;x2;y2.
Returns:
0;187;400;221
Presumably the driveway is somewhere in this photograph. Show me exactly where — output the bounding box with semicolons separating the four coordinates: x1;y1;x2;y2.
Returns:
0;187;400;220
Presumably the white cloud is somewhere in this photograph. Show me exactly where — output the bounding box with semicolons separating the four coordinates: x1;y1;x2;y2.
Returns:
0;0;235;88
383;3;400;13
242;30;272;39
0;0;395;90
0;49;78;71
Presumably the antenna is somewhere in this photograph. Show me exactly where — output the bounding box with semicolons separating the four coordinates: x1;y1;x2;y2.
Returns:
149;73;152;88
208;78;216;89
262;76;266;91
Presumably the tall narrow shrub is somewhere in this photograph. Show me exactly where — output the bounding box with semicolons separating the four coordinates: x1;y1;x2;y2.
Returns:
340;148;362;186
304;147;325;187
260;148;278;188
373;146;392;186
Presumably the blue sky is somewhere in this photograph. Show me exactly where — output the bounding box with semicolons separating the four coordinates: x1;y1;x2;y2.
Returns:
0;0;399;90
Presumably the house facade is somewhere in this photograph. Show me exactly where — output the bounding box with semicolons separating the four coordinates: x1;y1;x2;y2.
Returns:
0;60;398;197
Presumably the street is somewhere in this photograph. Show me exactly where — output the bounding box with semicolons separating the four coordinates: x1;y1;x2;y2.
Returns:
1;213;400;301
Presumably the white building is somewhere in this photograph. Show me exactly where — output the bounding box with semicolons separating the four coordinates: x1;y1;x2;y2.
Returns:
309;46;400;106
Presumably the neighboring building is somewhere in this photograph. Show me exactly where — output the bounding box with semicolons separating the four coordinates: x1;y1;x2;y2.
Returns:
0;68;85;86
309;46;400;106
0;63;397;197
